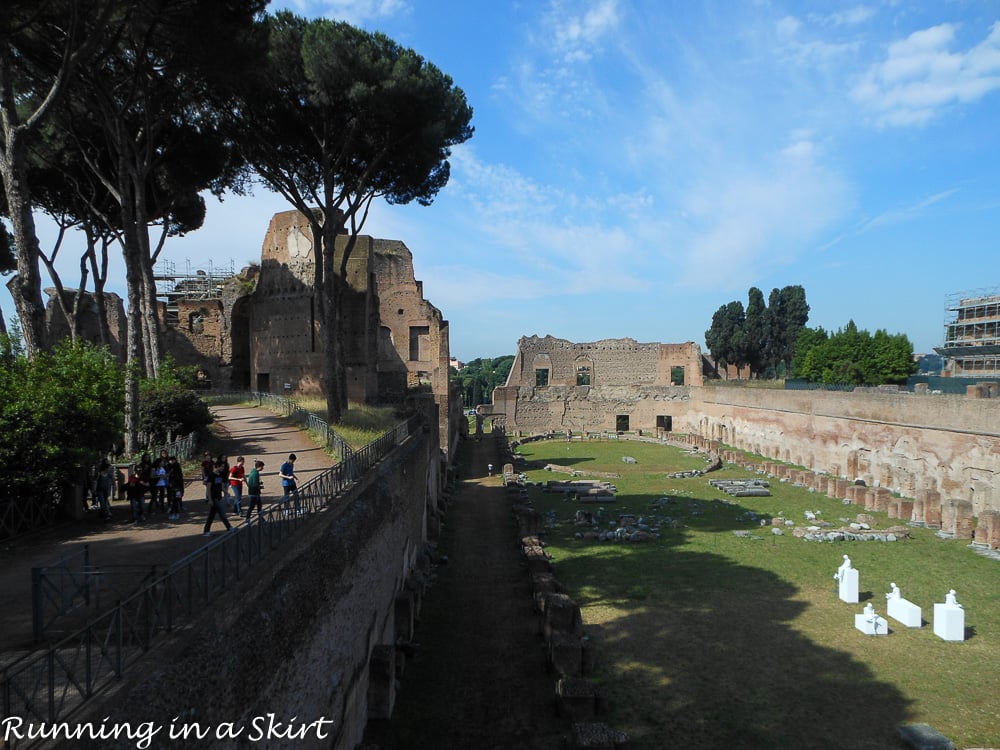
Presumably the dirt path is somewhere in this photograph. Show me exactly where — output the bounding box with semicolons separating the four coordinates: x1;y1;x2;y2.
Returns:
0;404;330;655
370;433;566;749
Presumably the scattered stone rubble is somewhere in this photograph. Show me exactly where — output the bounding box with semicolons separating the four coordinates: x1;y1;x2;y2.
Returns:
709;478;772;497
505;456;630;748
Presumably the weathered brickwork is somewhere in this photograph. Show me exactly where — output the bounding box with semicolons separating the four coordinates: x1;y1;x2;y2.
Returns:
488;337;1000;524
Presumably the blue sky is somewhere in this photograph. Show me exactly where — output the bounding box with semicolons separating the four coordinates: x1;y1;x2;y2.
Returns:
5;0;1000;362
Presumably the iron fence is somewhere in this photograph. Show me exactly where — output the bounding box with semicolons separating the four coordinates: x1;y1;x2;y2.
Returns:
205;391;354;463
1;412;419;744
0;496;59;543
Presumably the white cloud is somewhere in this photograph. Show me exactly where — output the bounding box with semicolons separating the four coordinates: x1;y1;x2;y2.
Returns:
285;0;410;25
546;0;620;63
861;188;959;230
853;21;1000;126
674;138;854;290
826;5;875;27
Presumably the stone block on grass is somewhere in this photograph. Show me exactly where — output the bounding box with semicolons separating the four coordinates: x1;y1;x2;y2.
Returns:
556;677;597;721
570;722;629;750
548;632;583;677
896;723;955;750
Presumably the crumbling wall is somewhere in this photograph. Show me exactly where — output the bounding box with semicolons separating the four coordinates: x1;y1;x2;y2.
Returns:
677;387;1000;515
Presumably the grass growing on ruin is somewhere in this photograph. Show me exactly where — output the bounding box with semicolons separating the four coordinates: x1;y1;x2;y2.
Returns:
286;397;398;449
514;437;1000;749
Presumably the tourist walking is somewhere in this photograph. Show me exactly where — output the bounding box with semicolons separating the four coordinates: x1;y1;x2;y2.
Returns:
166;455;184;520
217;454;231;506
201;452;215;502
124;468;146;525
93;459;114;520
229;456;246;516
279;453;300;514
150;458;168;514
245;460;264;520
203;459;233;536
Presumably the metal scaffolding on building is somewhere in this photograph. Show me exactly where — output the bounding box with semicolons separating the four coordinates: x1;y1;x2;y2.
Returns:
935;285;1000;377
153;258;237;326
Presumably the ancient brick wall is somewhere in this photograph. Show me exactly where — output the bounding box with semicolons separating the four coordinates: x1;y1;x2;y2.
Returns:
506;335;703;390
371;238;451;451
43;289;127;360
676;387;1000;515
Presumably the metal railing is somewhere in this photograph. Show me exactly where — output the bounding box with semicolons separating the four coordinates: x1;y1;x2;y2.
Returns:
0;496;58;543
205;391;355;463
1;412;419;742
30;547;92;643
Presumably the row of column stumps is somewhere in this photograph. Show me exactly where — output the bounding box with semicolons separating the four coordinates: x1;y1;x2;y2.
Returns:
500;433;631;750
364;478;450;732
682;435;1000;549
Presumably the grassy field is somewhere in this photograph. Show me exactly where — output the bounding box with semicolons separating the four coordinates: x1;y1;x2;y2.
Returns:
514;437;1000;750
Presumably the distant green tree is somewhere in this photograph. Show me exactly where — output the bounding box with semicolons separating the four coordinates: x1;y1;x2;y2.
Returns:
766;285;810;375
453;355;514;407
0;340;124;497
705;301;745;377
792;320;916;386
743;287;767;377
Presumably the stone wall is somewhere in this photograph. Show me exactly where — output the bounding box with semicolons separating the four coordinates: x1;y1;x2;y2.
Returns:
43;288;127;360
490;345;1000;515
506;334;703;389
80;412;440;750
677;387;1000;514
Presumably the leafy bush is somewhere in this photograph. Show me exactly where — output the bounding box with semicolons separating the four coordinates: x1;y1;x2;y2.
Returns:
138;357;213;444
0;340;124;497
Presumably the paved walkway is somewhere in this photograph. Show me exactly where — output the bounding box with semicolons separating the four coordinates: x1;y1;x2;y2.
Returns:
0;404;331;655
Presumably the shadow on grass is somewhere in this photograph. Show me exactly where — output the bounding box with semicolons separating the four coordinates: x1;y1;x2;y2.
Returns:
562;541;913;749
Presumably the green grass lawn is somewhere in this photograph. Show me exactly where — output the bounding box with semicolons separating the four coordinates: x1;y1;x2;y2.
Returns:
514;437;1000;750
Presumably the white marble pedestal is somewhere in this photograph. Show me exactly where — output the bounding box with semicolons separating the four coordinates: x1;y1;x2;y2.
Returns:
933;604;965;642
838;568;859;603
855;612;889;636
887;597;922;628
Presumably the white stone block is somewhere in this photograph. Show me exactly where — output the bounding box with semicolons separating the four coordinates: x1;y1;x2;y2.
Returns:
839;568;859;603
933;603;965;642
887;597;922;628
855;613;889;635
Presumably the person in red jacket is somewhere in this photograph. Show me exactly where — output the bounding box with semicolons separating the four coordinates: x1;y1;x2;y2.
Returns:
229;456;247;517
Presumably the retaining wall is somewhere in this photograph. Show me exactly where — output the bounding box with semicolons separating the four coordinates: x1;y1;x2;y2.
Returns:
77;426;438;750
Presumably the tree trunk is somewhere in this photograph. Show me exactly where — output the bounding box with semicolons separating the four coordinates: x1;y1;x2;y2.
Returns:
123;247;144;456
85;236;112;349
0;148;48;356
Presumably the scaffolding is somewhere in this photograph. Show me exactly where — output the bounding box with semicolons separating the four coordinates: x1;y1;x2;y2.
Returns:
935;285;1000;377
153;258;237;327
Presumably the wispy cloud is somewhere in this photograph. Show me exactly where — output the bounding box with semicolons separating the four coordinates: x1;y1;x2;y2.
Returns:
544;0;620;63
853;21;1000;126
861;188;959;230
286;0;410;25
673;137;854;290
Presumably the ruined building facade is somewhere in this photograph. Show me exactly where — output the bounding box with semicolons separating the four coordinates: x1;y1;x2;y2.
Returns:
487;334;704;434
485;334;1000;519
47;209;458;455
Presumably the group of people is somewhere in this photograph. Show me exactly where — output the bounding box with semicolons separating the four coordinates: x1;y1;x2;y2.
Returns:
200;451;300;536
94;449;302;538
118;449;188;524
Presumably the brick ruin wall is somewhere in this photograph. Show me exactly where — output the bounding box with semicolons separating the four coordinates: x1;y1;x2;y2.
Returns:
678;387;1000;516
506;335;703;389
493;383;692;433
496;381;1000;516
